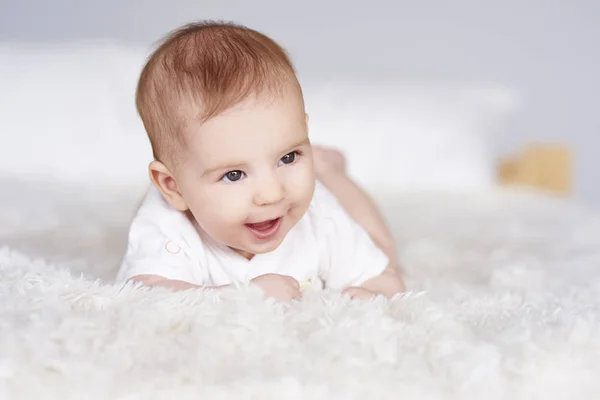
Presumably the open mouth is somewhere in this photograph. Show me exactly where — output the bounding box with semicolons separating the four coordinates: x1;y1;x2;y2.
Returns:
245;217;282;240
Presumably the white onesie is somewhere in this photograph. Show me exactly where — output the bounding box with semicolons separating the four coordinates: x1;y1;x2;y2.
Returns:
116;180;389;291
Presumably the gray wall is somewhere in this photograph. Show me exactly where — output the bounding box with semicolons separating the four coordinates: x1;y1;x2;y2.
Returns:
2;0;599;204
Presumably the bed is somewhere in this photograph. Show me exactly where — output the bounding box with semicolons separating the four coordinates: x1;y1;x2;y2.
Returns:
1;43;599;399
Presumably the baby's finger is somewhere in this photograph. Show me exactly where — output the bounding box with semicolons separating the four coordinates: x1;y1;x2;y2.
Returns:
285;276;300;289
289;286;302;300
342;286;375;300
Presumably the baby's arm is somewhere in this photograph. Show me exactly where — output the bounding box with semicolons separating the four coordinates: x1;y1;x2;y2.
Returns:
318;172;398;266
130;274;230;291
312;146;405;298
341;265;405;299
130;274;301;301
313;146;398;265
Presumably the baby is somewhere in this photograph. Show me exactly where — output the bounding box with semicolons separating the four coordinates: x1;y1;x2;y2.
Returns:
117;21;405;301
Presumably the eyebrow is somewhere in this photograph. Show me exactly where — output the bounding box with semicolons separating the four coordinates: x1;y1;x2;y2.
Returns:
201;137;311;177
202;162;247;178
289;137;310;149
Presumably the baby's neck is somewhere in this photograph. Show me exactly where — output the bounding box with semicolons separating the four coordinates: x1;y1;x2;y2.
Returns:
232;247;255;260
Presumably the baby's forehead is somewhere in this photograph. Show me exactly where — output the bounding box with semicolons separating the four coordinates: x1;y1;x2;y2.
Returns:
190;90;304;130
182;109;306;164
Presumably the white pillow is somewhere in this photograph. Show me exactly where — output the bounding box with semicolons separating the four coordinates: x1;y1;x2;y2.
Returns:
0;42;153;187
0;42;517;196
302;79;518;197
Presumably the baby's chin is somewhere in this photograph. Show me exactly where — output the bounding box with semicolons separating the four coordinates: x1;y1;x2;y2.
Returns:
235;226;291;256
240;235;285;256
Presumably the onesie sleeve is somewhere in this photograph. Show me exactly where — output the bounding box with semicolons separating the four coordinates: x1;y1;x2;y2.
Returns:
116;188;206;286
312;181;390;290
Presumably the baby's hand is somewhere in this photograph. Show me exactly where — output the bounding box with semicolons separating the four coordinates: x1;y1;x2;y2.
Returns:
251;273;301;301
341;286;378;300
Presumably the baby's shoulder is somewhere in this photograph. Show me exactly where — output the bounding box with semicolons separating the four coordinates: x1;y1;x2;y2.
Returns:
132;186;181;228
128;185;202;249
306;180;344;218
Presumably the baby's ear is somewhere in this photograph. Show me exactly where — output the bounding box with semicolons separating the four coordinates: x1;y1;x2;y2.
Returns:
149;161;188;211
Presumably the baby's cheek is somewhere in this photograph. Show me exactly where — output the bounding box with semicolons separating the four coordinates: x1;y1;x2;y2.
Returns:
209;189;250;223
286;164;315;201
187;189;243;226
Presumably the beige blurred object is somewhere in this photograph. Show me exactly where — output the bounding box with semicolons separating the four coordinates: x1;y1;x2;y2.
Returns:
497;143;572;195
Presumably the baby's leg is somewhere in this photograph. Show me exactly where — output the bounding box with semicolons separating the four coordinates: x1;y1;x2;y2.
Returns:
312;145;398;265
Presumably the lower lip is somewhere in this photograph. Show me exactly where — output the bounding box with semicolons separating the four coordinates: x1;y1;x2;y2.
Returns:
245;217;282;240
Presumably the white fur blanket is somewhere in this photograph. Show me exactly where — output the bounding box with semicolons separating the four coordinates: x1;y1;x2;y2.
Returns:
1;179;599;399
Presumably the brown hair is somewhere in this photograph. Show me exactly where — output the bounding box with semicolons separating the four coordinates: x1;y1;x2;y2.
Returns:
136;20;300;165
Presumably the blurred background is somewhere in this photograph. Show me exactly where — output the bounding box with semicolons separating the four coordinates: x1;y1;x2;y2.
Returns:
1;0;599;203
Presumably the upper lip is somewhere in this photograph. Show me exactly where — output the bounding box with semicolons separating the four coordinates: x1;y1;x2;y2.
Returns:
245;216;282;225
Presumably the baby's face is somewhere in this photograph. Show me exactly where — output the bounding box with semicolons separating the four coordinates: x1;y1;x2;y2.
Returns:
174;91;315;258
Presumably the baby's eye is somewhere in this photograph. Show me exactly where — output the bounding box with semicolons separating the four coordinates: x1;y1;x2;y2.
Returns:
221;170;245;182
279;152;297;166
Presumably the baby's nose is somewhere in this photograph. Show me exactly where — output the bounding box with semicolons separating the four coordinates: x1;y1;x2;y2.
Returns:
254;176;284;206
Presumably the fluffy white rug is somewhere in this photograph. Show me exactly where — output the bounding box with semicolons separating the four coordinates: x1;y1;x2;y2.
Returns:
1;179;600;399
